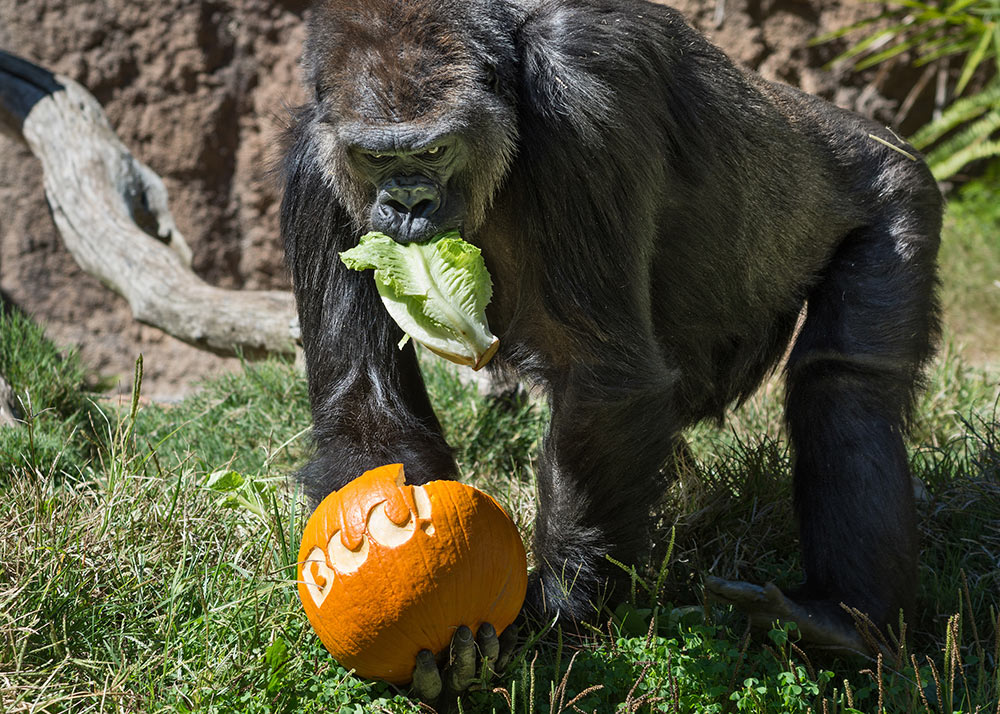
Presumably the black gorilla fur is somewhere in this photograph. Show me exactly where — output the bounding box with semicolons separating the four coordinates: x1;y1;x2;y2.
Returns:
280;0;942;644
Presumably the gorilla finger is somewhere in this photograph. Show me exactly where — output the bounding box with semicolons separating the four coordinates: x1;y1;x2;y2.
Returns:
411;649;442;702
446;625;477;692
495;622;519;672
704;575;769;607
761;582;800;618
707;578;868;652
740;583;808;628
476;622;500;679
706;577;802;622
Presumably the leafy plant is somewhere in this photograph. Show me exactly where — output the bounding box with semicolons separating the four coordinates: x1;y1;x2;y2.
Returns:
0;307;103;474
818;0;1000;179
912;76;1000;177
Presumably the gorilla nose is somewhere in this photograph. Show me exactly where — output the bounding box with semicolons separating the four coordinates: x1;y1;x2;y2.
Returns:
379;178;440;219
372;177;443;243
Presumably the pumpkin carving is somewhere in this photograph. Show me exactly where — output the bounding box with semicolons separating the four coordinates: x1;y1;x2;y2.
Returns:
297;463;528;684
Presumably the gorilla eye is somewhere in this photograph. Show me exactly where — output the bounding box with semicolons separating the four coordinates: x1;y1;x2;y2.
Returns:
418;145;447;162
361;152;394;168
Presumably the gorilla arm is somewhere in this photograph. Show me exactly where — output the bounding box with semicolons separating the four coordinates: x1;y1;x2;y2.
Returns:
280;109;458;504
283;111;517;698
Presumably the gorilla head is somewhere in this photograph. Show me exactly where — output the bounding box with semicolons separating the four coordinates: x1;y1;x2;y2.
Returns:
302;1;521;243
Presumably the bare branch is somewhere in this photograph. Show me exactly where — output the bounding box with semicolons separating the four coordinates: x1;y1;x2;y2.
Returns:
0;375;19;428
0;50;298;358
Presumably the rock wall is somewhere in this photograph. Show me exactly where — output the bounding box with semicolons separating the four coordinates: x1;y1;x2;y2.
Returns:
0;0;923;399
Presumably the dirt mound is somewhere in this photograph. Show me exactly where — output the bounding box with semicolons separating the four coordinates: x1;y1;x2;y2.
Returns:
0;0;922;399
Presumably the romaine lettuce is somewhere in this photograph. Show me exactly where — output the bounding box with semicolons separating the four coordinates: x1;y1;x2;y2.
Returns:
340;231;500;370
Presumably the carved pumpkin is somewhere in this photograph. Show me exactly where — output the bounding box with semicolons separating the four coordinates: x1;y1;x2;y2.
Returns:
297;463;528;684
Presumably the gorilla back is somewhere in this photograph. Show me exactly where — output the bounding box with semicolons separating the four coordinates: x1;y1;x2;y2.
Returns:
281;0;942;650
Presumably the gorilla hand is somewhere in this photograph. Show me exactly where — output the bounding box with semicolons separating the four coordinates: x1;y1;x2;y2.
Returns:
411;622;518;702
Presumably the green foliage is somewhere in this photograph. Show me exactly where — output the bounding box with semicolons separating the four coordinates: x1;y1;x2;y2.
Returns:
471;619;840;714
818;0;1000;179
3;340;994;712
0;307;102;475
936;165;1000;359
819;0;1000;89
2;208;999;714
135;355;311;477
915;78;1000;179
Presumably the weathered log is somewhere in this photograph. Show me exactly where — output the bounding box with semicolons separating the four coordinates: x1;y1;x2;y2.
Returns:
0;50;298;358
0;374;19;427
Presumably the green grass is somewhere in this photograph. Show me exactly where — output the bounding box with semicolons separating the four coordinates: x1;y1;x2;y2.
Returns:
938;164;1000;366
2;186;999;713
0;307;104;477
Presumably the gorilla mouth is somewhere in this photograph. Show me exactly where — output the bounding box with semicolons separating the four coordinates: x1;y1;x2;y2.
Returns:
383;211;437;244
373;200;463;245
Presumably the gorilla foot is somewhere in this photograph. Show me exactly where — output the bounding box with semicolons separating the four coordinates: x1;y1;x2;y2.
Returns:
705;576;869;653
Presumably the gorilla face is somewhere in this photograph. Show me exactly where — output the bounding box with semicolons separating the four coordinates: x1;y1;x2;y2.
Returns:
304;1;519;243
342;129;467;243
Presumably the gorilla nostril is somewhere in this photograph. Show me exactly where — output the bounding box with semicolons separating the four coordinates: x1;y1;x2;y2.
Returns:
411;199;436;218
385;199;408;214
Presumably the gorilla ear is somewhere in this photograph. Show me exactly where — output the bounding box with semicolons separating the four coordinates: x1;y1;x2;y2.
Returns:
484;62;502;95
514;5;614;142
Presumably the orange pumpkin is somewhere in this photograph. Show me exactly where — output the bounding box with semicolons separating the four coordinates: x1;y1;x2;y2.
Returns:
296;463;527;684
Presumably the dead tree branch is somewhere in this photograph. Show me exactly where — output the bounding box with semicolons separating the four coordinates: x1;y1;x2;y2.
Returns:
0;50;298;358
0;375;19;427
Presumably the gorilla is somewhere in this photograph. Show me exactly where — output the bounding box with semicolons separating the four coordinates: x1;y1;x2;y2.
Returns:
280;0;941;683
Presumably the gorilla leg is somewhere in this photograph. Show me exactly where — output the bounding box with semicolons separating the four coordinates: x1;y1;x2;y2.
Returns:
785;216;938;629
710;209;939;648
529;362;678;621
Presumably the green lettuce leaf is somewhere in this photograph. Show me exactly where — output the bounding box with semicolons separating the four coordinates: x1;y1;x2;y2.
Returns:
340;231;500;370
